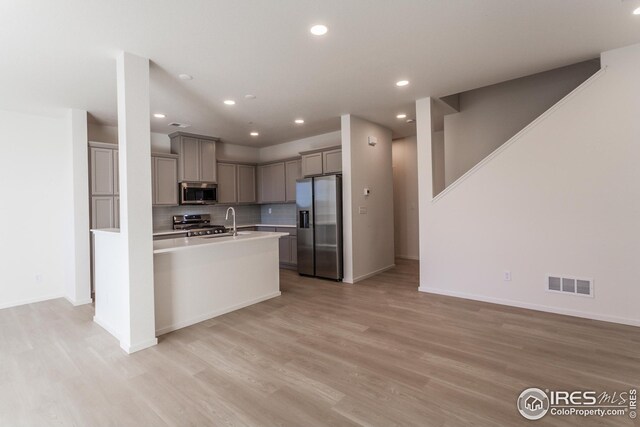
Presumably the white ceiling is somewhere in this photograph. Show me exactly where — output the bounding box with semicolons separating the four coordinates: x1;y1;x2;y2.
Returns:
1;0;640;146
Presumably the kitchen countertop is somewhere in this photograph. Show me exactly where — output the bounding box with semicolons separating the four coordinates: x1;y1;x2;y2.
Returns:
153;231;289;254
152;223;295;236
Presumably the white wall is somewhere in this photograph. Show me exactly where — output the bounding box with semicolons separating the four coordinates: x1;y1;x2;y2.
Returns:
416;43;640;327
0;110;76;308
392;136;419;260
258;131;341;163
88;123;173;154
444;60;600;185
64;109;92;305
88;125;342;164
341;115;394;283
218;143;259;163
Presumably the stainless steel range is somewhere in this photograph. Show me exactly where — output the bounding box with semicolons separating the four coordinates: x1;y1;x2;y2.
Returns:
173;214;227;237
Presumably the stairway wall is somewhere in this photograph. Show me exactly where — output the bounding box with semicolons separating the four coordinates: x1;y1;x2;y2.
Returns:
444;60;600;186
416;44;640;326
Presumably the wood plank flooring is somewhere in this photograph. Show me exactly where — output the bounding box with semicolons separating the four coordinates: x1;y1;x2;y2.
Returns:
1;259;639;426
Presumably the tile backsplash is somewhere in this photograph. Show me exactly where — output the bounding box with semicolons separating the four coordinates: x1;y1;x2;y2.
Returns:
153;203;296;231
153;204;261;231
260;203;296;225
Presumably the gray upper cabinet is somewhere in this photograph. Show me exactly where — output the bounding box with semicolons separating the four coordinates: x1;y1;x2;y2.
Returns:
89;142;120;229
217;161;257;205
322;149;342;174
217;163;238;204
285;159;302;202
90;147;115;195
180;137;200;182
200;141;216;182
152;154;179;206
301;153;323;177
258;162;286;203
301;146;342;177
237;164;256;204
170;132;220;183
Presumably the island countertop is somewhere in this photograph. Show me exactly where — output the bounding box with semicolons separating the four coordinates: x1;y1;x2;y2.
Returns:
153;231;289;254
152;224;295;237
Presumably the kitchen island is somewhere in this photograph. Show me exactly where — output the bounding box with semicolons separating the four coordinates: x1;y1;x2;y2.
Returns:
153;231;288;335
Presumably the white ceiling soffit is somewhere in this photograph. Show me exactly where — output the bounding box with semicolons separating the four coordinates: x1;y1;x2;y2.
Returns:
1;0;639;146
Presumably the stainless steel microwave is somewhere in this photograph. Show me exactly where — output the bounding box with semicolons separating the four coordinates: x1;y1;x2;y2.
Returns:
179;182;217;205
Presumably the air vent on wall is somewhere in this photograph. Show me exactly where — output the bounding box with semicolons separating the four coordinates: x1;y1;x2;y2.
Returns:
168;122;190;128
547;275;593;297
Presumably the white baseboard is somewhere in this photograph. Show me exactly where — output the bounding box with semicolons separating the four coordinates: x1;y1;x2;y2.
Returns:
0;293;64;310
93;315;121;341
121;338;158;354
396;255;419;261
418;286;640;328
155;291;282;336
352;264;396;283
64;296;93;306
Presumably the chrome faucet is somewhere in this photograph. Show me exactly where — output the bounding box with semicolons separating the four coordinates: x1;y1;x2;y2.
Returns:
225;207;237;236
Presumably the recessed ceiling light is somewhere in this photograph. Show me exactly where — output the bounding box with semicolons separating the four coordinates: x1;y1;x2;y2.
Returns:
396;80;409;87
294;119;305;124
153;113;166;118
224;100;236;105
396;114;407;119
634;6;640;15
250;132;259;136
245;94;256;99
178;74;193;80
310;24;328;36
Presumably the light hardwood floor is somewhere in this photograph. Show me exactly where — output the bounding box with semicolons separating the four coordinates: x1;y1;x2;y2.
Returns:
1;259;639;426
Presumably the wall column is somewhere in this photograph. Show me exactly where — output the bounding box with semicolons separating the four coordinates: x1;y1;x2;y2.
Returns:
116;51;157;353
415;97;434;289
64;109;92;305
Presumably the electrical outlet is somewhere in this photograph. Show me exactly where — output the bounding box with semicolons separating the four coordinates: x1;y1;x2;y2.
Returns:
503;271;512;281
268;208;272;214
35;274;43;283
358;206;368;214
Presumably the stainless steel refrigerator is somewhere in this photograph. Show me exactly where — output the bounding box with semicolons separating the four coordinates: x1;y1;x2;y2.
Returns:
296;175;343;281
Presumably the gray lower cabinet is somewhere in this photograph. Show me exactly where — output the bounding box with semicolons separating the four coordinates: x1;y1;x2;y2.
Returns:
290;236;297;265
254;226;297;267
279;237;291;263
91;196;115;229
113;150;119;196
277;227;297;267
285;159;302;202
152;155;178;206
114;197;120;229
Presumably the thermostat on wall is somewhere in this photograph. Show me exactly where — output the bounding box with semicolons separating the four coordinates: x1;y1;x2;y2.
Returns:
367;136;378;146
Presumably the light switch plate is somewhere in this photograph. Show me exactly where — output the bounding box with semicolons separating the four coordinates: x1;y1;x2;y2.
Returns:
358;206;368;214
